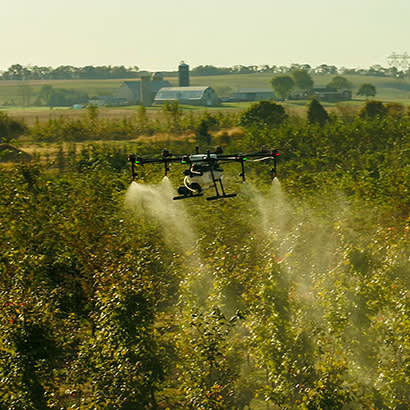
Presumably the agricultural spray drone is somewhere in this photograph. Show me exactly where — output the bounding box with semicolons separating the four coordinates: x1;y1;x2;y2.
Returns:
128;147;279;201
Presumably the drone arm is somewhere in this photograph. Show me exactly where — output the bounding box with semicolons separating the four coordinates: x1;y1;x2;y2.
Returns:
272;156;277;179
240;160;246;182
128;153;137;181
164;160;170;176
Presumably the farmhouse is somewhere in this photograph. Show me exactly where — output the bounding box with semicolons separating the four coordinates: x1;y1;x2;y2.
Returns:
154;86;220;106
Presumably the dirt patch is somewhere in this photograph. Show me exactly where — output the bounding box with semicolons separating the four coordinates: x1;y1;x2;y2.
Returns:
0;144;32;162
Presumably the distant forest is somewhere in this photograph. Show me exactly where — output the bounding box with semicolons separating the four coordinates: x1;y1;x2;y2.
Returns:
0;64;140;80
1;63;409;81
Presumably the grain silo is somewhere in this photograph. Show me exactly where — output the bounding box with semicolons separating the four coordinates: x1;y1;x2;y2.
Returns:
140;75;152;106
178;61;190;87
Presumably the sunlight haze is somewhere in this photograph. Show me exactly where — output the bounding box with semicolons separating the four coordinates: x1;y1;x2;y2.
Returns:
2;0;409;71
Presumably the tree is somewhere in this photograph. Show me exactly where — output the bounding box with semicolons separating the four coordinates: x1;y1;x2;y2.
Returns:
38;85;54;106
196;113;218;147
19;84;33;106
239;100;287;128
162;101;183;134
357;83;376;98
291;69;314;90
270;75;295;100
327;76;353;89
307;98;330;126
314;64;338;74
0;112;26;142
359;100;387;119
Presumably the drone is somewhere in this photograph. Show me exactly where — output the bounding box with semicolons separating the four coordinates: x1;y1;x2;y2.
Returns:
128;147;279;201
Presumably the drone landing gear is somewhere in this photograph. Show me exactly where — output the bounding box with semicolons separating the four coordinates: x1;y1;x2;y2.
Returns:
173;193;204;200
207;193;237;201
207;174;236;201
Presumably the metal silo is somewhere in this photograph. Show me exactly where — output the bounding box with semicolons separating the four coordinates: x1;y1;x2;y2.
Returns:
140;75;152;106
178;61;190;87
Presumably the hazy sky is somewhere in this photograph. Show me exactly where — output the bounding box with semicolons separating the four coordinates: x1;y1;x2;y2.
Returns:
1;0;409;71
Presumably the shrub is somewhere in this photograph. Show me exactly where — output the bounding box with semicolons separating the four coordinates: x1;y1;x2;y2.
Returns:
307;98;330;126
239;100;287;128
0;112;27;142
359;100;387;119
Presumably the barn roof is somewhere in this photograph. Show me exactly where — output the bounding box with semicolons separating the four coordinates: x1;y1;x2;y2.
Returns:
121;81;139;90
234;88;275;93
155;86;209;100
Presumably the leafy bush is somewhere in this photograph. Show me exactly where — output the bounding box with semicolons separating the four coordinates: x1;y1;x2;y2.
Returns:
307;98;329;126
239;100;287;128
0;112;27;142
359;100;387;119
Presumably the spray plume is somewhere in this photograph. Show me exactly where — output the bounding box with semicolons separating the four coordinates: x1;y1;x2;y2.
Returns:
124;178;196;252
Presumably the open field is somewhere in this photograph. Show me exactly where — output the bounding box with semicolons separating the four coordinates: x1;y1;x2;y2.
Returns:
1;101;354;126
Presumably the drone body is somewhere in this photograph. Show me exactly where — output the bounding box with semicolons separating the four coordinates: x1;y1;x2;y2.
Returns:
128;147;279;201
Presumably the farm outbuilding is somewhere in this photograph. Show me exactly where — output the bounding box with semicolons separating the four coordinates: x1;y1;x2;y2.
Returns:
312;87;352;102
229;88;276;102
154;86;220;106
290;87;352;102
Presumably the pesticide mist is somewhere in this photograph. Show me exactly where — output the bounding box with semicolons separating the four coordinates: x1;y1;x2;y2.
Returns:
124;178;214;304
125;177;196;252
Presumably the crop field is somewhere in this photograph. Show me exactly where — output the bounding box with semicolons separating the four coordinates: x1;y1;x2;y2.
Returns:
0;97;410;409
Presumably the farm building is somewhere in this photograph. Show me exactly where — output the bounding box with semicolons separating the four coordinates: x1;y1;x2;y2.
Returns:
312;87;352;102
114;74;172;105
290;87;352;102
154;86;220;106
229;88;276;102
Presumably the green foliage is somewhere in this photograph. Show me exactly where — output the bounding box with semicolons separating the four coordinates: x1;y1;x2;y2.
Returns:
162;101;183;134
357;83;377;98
0;112;27;142
307;98;330;126
0;108;409;408
87;103;99;122
176;308;242;409
72;267;164;409
34;85;90;107
1;64;139;80
239;100;287;128
291;69;314;90
359;100;387;119
26;107;239;143
270;75;295;100
326;75;353;89
195;112;219;147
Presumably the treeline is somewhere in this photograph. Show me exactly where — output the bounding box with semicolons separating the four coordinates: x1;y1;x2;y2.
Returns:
2;63;409;81
191;63;410;78
0;64;140;80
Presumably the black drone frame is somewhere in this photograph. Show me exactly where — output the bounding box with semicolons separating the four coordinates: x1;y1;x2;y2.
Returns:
128;147;279;200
